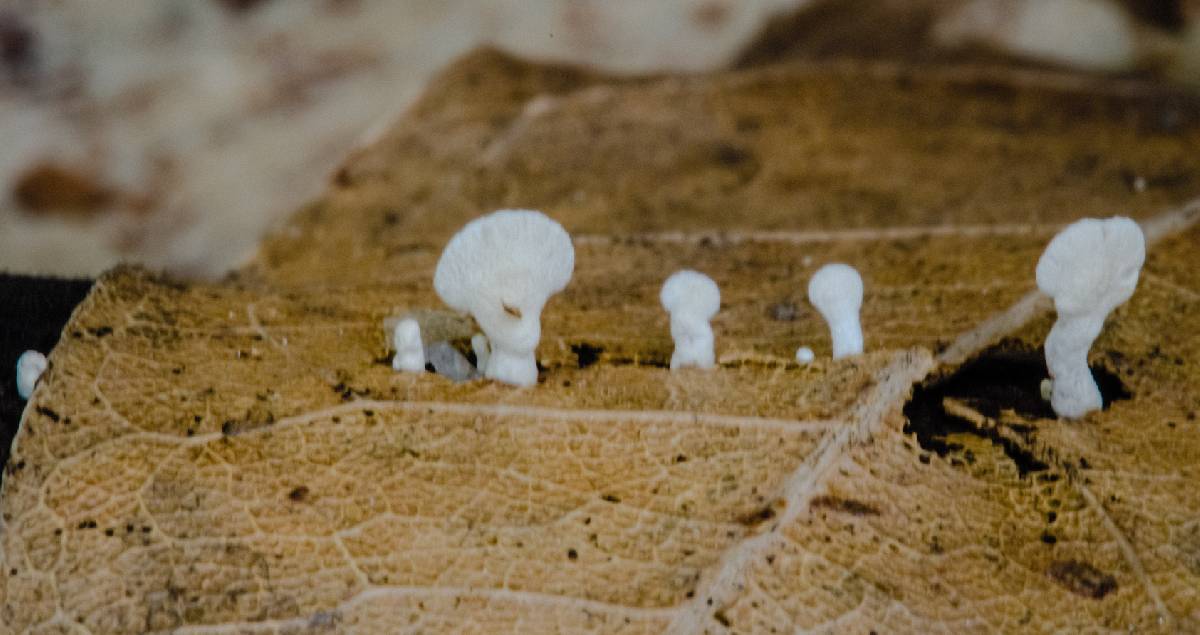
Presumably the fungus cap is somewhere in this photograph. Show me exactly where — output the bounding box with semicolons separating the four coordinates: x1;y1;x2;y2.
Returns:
807;263;864;316
660;270;720;319
16;350;47;400
393;318;421;347
1036;216;1145;315
434;209;574;352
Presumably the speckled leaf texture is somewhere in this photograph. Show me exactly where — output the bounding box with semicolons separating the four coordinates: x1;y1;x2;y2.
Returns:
3;50;1200;634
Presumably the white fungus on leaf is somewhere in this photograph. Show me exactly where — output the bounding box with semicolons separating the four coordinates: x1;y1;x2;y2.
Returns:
16;350;47;400
660;270;720;370
1036;216;1145;418
391;318;425;373
795;346;815;365
433;209;574;387
807;263;864;359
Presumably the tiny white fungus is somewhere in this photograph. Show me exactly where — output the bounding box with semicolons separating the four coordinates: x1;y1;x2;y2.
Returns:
1036;216;1145;418
391;318;425;373
795;346;815;365
16;350;47;400
434;209;574;387
660;270;720;371
807;263;865;359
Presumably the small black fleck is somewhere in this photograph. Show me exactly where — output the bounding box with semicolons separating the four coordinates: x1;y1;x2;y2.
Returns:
288;486;310;502
1041;532;1057;545
567;548;578;561
601;494;620;503
767;301;798;321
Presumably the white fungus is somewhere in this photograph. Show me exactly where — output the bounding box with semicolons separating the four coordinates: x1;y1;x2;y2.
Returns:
433;209;574;387
660;270;721;370
16;350;47;400
795;346;815;365
807;263;864;359
391;318;425;373
1036;216;1145;419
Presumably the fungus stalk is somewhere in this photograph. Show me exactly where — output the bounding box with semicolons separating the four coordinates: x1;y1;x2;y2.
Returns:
661;270;720;370
434;209;574;387
1036;216;1144;418
392;318;425;373
808;264;864;359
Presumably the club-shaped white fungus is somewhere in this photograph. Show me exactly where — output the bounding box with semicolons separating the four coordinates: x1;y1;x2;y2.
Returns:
660;270;720;370
795;346;815;365
1036;216;1145;419
807;263;864;359
391;318;425;373
434;209;574;387
16;350;47;400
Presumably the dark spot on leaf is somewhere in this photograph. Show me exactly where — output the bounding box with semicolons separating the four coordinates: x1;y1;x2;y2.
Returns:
601;494;621;503
1047;560;1117;599
737;504;776;526
288;486;310;502
767;301;798;321
567;548;578;560
571;343;604;369
810;495;879;516
903;340;1129;477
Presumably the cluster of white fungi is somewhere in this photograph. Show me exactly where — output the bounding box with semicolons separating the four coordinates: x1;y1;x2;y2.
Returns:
379;209;1147;420
12;210;1145;422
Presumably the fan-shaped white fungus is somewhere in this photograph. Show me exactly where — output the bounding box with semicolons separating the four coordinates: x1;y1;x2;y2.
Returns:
1036;216;1145;418
660;270;720;370
391;318;425;373
795;346;815;365
16;350;47;400
434;209;574;387
807;264;864;359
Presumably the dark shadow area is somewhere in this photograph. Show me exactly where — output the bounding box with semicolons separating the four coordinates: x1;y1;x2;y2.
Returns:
1;273;94;484
903;339;1130;477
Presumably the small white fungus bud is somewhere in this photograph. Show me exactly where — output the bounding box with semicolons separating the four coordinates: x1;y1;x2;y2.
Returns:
16;350;47;400
1036;216;1144;418
807;263;864;359
660;270;720;371
795;346;815;365
392;318;425;373
434;209;574;387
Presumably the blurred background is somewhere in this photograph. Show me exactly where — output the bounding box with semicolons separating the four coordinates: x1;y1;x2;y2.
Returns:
1;0;1198;279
